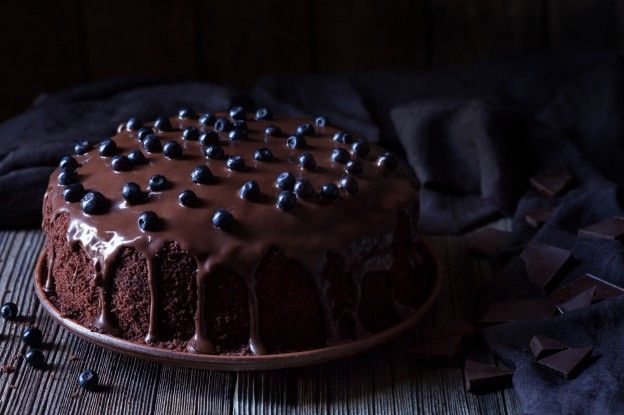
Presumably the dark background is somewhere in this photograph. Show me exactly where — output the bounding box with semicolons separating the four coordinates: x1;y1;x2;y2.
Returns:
1;0;622;122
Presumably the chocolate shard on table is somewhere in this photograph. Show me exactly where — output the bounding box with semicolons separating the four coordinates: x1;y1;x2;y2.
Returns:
524;207;556;229
464;360;514;393
467;228;511;258
520;241;572;294
480;299;555;325
550;273;624;304
408;334;462;362
529;335;568;359
557;286;595;314
537;346;592;379
529;167;573;197
578;216;624;241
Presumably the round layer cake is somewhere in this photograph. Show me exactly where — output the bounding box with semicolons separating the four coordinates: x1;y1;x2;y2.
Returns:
41;108;430;355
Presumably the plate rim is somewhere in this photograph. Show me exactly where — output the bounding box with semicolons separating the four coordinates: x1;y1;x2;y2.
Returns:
34;240;441;371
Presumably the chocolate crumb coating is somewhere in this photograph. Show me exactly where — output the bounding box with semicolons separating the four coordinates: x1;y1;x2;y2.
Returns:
42;113;425;355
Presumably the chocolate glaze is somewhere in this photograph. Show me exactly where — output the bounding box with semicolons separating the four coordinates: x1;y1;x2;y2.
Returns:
43;113;419;355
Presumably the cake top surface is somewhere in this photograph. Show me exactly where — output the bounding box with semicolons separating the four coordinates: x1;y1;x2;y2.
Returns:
46;109;418;274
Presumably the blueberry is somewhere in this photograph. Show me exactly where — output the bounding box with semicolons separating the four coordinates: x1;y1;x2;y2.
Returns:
138;211;162;231
0;302;17;319
233;120;248;131
276;171;296;190
81;191;109;214
255;107;272;120
58;170;78;186
377;153;397;171
296;123;315;137
137;127;154;141
178;190;199;207
200;131;220;146
351;139;370;157
339;176;359;195
111;155;131;171
320;183;339;201
226;155;246;171
25;348;45;369
142;134;163;153
99;138;118;157
205;145;225;159
74;139;91;155
254;147;274;162
178;107;196;119
148;175;169;191
59;155;79;171
287;135;307;149
199;112;216;126
294;178;314;198
298;152;316;170
276;191;297;211
22;327;43;347
264;125;281;136
333;131;352;144
78;370;99;391
239;180;260;200
122;182;145;205
229;106;246;120
163;140;183;159
182;126;199;141
315;116;329;127
214;117;233;132
345;159;363;175
212;208;233;230
154;116;172;132
191;165;214;184
330;148;350;164
126;117;143;131
63;183;85;202
228;129;247;141
128;149;148;165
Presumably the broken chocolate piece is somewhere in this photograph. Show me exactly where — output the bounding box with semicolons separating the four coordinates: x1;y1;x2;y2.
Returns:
550;273;624;304
557;287;595;314
481;299;555;324
408;334;462;362
524;207;556;229
529;335;568;359
520;241;572;294
578;216;624;241
529;167;573;197
467;228;511;258
464;360;514;392
537;346;592;379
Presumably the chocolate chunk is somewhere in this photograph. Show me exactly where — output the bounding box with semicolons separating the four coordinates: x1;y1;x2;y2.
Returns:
467;228;511;258
464;360;513;393
537;346;592;379
550;273;624;304
529;167;573;197
529;335;568;359
557;287;595;314
578;216;624;241
520;242;572;294
524;207;556;229
408;334;462;362
481;299;555;325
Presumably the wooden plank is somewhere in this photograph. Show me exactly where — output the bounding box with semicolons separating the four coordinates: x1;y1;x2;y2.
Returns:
0;1;85;120
81;0;198;81
429;0;545;68
312;0;428;72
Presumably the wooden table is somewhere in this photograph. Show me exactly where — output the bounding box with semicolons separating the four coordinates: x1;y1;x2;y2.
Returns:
0;223;522;414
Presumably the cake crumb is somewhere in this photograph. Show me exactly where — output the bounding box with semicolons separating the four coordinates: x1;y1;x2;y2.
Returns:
68;354;81;362
9;384;16;390
1;365;15;374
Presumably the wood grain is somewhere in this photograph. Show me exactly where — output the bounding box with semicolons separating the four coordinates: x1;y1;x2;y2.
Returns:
0;223;522;414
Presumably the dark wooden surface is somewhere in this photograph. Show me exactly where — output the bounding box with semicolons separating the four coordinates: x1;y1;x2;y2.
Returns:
1;1;624;121
0;220;522;414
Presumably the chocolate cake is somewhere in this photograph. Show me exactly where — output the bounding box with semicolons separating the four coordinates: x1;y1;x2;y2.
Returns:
41;108;430;355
